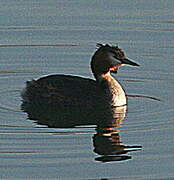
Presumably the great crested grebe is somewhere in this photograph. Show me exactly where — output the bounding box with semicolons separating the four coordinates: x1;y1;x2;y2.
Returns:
22;44;139;109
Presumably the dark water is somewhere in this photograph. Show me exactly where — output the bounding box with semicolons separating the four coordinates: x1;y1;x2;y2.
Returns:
0;0;174;179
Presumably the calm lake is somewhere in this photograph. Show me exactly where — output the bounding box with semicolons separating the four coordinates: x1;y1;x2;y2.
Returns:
0;0;174;179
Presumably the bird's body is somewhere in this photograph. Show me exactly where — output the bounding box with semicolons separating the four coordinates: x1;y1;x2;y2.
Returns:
22;74;106;107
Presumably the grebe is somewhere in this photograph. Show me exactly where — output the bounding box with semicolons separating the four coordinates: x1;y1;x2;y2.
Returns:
22;44;139;109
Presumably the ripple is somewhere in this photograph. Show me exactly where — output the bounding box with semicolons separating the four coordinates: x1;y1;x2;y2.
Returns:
0;89;22;112
0;70;42;74
0;43;79;48
128;94;162;102
0;70;173;135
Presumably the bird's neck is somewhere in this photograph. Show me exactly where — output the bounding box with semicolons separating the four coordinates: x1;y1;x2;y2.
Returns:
96;72;127;107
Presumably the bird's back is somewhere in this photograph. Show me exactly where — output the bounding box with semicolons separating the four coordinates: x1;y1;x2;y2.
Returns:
22;74;107;107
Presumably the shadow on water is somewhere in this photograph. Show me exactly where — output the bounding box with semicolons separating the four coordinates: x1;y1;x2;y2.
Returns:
21;100;142;162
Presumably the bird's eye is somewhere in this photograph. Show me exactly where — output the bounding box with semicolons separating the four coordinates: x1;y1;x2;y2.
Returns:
108;53;122;64
113;55;122;62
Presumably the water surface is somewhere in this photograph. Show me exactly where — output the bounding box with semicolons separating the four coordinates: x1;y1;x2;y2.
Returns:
0;0;174;179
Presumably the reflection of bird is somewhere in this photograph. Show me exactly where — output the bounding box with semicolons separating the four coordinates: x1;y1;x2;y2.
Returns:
22;44;139;108
93;105;142;163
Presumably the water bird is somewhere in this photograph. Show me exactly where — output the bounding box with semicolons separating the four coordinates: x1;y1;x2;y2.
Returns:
21;44;139;126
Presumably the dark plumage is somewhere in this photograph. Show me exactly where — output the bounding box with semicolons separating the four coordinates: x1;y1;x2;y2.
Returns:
22;74;107;107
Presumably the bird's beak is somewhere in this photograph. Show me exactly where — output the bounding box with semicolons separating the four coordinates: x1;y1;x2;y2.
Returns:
121;58;140;66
